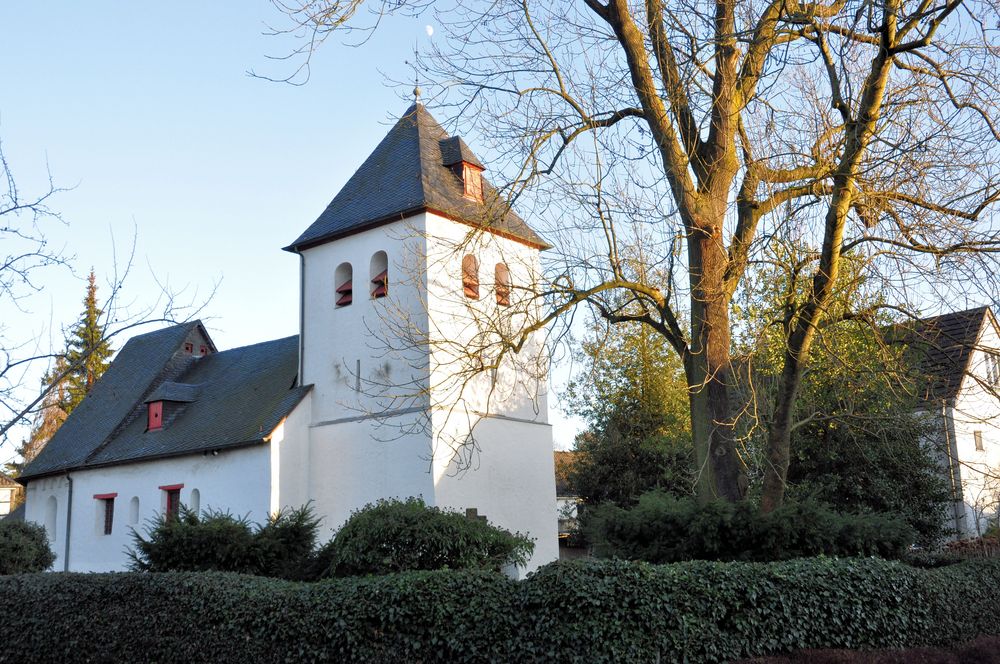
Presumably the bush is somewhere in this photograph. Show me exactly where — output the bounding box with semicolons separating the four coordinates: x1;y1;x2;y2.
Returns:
0;520;54;574
324;497;534;576
584;491;914;563
2;558;1000;663
128;504;321;579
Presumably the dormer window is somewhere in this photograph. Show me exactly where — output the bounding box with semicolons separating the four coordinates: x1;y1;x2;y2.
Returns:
440;136;485;203
183;342;194;354
148;401;163;431
462;164;484;201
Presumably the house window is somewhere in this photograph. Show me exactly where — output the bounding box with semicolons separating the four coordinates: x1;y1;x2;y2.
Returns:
975;430;985;452
335;262;353;307
370;251;388;299
160;484;184;520
462;255;480;300
987;354;1000;385
45;495;58;541
184;342;194;353
148;401;163;431
463;164;484;201
495;263;511;306
94;493;117;535
0;489;10;516
129;496;140;525
199;345;208;356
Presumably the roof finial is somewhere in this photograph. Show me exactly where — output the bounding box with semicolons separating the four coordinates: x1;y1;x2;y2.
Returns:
413;84;421;102
408;46;422;106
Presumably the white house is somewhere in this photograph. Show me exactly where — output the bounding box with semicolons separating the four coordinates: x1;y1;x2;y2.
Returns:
0;473;19;517
19;101;559;574
907;307;1000;538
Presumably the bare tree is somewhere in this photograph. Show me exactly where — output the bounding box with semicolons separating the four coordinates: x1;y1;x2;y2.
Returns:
0;138;216;464
268;0;1000;508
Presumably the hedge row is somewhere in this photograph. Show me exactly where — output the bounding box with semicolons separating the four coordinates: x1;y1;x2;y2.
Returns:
2;557;1000;663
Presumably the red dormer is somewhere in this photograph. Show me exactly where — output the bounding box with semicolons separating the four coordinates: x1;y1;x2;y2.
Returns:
148;401;163;431
440;136;485;202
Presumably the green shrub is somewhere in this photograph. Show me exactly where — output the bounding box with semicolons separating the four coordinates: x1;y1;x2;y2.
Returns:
2;558;1000;663
325;497;534;576
584;491;914;563
128;504;321;579
0;520;55;574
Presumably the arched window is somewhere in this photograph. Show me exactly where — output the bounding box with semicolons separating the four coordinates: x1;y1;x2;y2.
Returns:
335;262;353;307
370;251;388;299
462;255;480;300
129;496;140;525
45;495;58;541
189;488;201;515
495;263;511;306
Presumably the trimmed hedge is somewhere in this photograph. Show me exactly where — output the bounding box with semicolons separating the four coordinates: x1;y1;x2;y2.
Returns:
0;520;54;574
2;558;1000;663
584;492;915;563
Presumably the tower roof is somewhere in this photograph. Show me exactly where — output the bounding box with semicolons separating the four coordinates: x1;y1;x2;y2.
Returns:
285;103;549;252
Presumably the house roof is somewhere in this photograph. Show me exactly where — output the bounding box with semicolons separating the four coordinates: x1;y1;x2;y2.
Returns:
0;472;19;488
285;103;549;252
20;324;310;480
896;306;992;402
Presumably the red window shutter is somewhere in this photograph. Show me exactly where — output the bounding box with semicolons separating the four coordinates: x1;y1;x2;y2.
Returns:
336;278;353;306
495;263;511;306
148;402;163;431
371;269;388;299
462;255;479;300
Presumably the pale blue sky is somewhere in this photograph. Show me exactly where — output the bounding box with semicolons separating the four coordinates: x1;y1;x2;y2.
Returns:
0;2;583;461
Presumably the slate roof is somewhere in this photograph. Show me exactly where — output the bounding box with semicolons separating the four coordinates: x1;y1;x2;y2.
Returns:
20;324;310;480
896;306;992;402
285;103;549;252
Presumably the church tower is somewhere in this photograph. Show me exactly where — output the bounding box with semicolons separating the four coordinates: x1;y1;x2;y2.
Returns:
284;102;558;572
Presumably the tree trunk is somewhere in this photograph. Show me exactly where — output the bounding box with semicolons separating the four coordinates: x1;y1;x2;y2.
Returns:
686;215;746;503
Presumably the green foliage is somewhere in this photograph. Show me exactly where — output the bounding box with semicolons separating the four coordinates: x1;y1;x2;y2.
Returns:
584;491;914;563
0;520;54;574
128;504;321;579
565;320;694;504
325;497;534;576
3;558;1000;662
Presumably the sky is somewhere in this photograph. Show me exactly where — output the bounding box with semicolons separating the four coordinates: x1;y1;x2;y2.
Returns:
0;2;585;462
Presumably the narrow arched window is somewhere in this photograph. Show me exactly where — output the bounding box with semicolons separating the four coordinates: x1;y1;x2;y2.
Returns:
45;495;58;541
335;262;353;307
370;251;388;299
495;263;511;306
462;255;480;300
190;488;201;515
129;496;140;525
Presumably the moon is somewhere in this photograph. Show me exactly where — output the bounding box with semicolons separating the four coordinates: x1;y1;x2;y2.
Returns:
425;25;434;37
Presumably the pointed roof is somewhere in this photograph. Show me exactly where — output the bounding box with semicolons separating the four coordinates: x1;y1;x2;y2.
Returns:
20;323;311;480
895;306;994;402
285;103;549;252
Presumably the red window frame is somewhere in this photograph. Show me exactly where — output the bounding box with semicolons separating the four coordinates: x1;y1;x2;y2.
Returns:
183;342;194;353
199;345;208;355
148;401;163;431
94;493;117;536
160;484;184;521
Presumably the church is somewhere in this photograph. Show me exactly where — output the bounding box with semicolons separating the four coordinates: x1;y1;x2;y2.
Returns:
19;101;559;574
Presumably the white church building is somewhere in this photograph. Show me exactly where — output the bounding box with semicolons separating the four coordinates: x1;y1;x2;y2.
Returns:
20;102;559;574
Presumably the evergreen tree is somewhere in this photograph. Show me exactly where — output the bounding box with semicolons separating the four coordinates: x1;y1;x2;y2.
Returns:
62;270;113;415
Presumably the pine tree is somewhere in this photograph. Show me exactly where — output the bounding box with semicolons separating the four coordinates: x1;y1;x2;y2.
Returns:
62;270;113;415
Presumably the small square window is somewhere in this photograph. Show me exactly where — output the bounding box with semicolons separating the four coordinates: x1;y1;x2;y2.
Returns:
184;342;194;353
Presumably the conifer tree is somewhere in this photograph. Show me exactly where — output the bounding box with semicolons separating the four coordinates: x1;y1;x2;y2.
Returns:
62;270;113;415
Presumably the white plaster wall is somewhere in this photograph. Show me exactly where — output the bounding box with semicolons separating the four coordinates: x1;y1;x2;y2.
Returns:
950;318;1000;536
307;414;437;537
272;396;313;514
25;445;270;572
299;219;429;425
23;476;70;570
433;416;558;576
